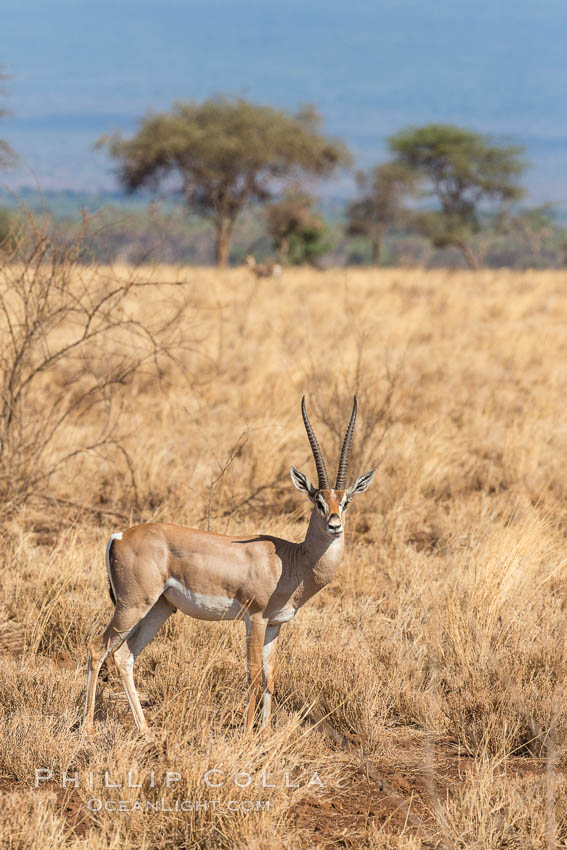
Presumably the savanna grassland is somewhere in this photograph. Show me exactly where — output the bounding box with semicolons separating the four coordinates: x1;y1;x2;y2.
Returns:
2;259;567;848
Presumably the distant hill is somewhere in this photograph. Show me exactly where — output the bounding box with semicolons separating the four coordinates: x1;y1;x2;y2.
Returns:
2;0;567;207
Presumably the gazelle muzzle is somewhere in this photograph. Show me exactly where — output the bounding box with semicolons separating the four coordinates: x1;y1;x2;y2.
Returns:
327;512;343;535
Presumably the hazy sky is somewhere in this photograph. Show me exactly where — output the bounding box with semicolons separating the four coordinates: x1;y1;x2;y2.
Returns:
2;0;566;204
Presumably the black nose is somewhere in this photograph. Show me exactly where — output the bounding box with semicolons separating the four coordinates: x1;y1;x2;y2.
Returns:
328;513;341;527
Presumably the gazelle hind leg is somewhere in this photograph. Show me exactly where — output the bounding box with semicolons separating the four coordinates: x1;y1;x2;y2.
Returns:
245;616;267;733
113;596;175;735
84;623;128;735
261;624;281;729
83;601;157;736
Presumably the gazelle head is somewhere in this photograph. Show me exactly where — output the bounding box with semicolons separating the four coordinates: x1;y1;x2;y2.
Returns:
290;396;375;538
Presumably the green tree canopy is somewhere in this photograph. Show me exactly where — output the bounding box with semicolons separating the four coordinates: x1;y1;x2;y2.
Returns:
97;97;350;266
388;124;526;268
265;191;329;265
346;162;416;265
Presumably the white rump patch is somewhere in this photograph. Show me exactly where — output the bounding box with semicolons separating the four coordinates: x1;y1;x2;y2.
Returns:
105;532;123;602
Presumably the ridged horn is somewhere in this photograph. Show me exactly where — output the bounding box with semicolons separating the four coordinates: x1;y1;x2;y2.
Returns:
335;396;357;489
301;396;329;489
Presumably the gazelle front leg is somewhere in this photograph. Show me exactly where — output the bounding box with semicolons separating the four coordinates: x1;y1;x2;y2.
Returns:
261;623;281;729
245;615;267;732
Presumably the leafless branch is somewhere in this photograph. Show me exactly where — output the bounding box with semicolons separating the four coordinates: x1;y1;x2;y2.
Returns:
0;211;194;516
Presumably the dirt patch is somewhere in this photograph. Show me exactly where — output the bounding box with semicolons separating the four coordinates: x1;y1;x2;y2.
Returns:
290;734;548;848
292;773;433;847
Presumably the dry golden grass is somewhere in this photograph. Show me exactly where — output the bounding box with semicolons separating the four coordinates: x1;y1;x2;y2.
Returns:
2;265;567;847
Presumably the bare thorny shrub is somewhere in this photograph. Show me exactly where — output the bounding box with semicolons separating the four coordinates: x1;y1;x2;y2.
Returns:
0;212;190;517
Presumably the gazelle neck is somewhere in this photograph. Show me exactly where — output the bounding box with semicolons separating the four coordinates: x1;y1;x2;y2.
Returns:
299;507;345;587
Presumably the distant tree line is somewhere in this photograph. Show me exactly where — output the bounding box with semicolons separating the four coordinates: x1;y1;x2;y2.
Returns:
3;91;567;269
94;96;530;269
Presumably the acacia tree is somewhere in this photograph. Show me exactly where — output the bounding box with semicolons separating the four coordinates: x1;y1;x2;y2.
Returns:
97;98;349;266
388;124;526;269
346;162;416;265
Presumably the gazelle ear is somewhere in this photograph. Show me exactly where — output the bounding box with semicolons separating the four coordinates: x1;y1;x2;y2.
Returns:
290;466;317;500
345;469;375;500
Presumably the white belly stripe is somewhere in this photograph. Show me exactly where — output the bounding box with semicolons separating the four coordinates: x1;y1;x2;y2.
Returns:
164;578;246;621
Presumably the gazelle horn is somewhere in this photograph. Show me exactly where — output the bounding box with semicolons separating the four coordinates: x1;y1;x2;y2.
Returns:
335;396;357;489
301;396;329;489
